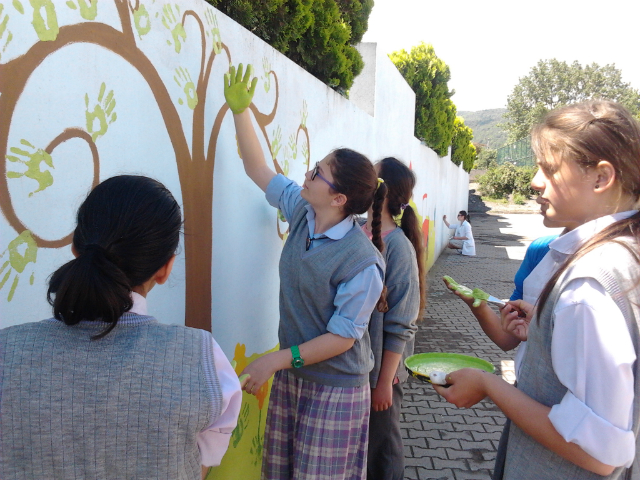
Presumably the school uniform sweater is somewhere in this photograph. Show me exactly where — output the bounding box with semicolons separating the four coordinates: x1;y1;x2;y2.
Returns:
278;200;385;387
366;226;420;388
0;314;221;480
500;239;640;480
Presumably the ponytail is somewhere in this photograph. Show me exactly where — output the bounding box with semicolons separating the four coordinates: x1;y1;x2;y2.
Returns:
376;157;427;320
399;204;426;318
48;245;132;339
371;181;388;312
47;175;181;339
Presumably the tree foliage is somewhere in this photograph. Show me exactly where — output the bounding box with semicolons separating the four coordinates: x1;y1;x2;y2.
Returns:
474;146;497;170
207;0;373;90
389;43;456;156
503;59;640;142
451;117;476;172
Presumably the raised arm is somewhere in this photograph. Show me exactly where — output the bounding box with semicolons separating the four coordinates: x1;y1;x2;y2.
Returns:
224;64;275;192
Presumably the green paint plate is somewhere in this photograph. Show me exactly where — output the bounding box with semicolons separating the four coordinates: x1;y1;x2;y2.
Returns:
405;352;495;383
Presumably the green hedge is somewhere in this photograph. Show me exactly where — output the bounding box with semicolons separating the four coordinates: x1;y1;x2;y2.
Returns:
477;163;537;199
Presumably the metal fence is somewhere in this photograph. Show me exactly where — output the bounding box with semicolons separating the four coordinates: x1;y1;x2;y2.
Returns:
497;137;536;167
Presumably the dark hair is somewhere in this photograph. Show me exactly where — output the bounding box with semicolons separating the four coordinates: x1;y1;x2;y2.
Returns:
458;210;470;223
377;157;426;319
329;148;386;252
534;100;640;316
47;175;181;339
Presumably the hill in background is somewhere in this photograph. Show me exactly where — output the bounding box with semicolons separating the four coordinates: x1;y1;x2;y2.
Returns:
458;108;507;149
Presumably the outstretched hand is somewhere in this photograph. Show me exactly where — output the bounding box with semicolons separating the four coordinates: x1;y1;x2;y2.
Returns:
224;63;258;114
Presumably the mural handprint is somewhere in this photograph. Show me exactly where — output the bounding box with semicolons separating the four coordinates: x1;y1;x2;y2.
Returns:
174;66;198;109
6;139;54;197
85;82;117;142
65;0;97;20
262;57;271;93
204;9;221;54
0;230;37;301
0;3;14;61
30;0;59;41
161;3;186;54
133;4;151;39
287;133;297;160
300;100;308;128
230;402;250;448
270;126;281;160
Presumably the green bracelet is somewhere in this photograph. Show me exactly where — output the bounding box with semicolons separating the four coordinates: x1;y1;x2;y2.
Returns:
290;345;304;368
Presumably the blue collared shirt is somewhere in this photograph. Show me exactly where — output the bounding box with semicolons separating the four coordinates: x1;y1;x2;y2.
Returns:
266;174;384;339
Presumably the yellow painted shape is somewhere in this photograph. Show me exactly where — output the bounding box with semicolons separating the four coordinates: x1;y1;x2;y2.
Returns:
207;342;280;480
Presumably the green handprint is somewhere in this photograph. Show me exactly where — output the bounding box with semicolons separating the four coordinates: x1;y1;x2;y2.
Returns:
230;402;249;448
0;4;13;62
223;63;257;115
30;0;58;41
85;82;117;142
65;0;97;20
0;230;37;302
6;139;54;197
204;9;221;54
300;100;308;128
174;66;197;109
301;142;309;166
271;126;282;159
287;134;297;160
250;430;264;466
133;4;151;39
12;0;23;14
283;148;290;176
161;4;185;53
262;57;271;93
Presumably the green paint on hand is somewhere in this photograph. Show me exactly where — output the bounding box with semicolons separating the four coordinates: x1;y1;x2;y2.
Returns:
443;275;489;307
223;63;257;114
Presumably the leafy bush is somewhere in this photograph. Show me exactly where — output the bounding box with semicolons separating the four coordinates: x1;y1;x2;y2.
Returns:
389;43;456;156
451;117;476;173
477;163;536;199
208;0;372;91
512;193;527;205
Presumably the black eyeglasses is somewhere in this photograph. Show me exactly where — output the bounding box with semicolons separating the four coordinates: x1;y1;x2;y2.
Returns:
311;162;338;191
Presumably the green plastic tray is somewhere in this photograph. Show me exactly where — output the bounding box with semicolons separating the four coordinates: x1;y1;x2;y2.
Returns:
405;352;495;383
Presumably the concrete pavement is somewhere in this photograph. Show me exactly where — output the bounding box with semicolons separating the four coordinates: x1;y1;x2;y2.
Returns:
400;212;561;480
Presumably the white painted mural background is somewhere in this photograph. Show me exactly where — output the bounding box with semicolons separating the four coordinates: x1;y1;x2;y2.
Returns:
0;1;468;477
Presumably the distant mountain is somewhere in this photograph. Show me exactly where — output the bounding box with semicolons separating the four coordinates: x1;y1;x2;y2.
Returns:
458;108;508;149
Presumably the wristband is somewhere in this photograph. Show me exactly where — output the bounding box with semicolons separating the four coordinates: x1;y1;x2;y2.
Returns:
290;345;304;368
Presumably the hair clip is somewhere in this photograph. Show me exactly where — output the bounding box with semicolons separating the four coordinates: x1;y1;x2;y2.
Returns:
376;178;385;190
400;203;409;210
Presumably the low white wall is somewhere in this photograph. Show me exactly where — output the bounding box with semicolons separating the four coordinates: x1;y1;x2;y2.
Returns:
0;1;468;477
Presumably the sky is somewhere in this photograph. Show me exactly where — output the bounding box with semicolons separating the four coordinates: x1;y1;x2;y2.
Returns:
362;0;640;112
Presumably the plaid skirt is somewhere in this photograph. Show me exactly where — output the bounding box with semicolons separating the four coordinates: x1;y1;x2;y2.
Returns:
262;369;370;480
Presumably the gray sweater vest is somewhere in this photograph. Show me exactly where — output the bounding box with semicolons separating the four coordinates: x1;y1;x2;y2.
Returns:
279;200;384;387
366;226;419;388
500;240;640;480
0;314;221;480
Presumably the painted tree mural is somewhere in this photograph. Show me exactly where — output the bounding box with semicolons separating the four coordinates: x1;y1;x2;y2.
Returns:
0;0;310;331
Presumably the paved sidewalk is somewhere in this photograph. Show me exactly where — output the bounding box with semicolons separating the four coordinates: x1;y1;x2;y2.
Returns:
401;212;559;480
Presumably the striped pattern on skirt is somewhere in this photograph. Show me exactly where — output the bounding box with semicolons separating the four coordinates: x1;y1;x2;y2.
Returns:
262;369;370;480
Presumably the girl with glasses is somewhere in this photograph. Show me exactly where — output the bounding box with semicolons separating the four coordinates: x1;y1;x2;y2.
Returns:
435;100;640;479
224;64;386;479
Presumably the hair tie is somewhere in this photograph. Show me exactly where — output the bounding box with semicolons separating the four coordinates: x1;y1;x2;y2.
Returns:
376;178;385;190
400;203;409;210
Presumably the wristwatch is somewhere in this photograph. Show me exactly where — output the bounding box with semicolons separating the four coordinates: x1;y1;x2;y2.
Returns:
290;345;304;368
